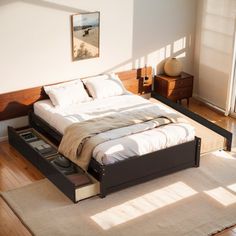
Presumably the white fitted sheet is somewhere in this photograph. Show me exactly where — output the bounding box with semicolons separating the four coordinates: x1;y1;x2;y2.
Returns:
34;95;195;165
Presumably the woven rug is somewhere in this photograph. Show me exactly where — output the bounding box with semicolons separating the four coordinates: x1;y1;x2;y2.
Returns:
2;151;236;236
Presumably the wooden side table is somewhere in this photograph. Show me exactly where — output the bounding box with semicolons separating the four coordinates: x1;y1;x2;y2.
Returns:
154;72;194;105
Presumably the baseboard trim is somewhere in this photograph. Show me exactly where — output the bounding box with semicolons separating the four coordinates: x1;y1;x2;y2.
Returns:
193;94;226;115
0;136;8;142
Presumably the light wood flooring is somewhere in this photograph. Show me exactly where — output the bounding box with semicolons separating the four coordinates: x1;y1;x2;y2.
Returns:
0;98;236;236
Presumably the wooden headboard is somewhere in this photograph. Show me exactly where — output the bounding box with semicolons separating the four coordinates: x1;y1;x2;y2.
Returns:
0;67;152;121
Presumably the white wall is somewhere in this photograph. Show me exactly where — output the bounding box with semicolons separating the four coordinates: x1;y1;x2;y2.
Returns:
194;0;236;110
132;0;197;75
0;0;197;138
0;0;134;93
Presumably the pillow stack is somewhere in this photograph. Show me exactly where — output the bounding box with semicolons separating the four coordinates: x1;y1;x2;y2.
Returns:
44;73;127;107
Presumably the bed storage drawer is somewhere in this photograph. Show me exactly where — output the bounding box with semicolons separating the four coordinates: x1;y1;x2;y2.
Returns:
75;174;100;201
8;126;100;203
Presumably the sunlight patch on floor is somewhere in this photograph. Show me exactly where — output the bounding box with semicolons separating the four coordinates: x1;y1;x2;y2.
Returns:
204;187;236;206
91;182;197;230
212;150;235;159
227;183;236;193
209;120;216;123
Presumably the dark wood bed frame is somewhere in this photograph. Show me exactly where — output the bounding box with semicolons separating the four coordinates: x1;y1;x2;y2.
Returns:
2;67;232;199
28;111;201;198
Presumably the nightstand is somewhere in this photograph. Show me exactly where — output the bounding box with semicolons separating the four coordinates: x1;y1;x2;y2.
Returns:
154;72;194;105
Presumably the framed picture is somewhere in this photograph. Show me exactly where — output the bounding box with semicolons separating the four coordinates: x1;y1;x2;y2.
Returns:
71;12;100;61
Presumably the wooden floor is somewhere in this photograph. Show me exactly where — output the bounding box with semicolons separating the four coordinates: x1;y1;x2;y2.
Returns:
0;98;236;236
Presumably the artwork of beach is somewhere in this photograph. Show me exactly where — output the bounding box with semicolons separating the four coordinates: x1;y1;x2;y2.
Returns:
72;12;99;60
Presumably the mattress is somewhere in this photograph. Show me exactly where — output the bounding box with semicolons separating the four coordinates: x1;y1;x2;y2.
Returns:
34;94;195;165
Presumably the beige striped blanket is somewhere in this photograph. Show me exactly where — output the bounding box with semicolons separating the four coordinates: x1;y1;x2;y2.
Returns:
58;107;186;170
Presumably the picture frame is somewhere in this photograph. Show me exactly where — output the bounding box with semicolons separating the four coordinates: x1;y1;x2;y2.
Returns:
71;12;100;61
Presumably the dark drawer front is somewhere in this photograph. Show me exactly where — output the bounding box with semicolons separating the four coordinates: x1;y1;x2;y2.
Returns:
167;87;192;100
154;78;168;96
8;127;99;202
168;77;193;90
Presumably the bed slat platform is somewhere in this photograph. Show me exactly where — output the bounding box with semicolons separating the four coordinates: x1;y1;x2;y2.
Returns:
151;92;233;151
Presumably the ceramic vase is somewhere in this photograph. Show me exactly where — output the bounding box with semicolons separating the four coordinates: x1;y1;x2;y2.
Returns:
164;58;182;77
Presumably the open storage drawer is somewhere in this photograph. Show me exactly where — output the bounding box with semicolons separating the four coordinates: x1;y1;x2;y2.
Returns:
8;126;100;203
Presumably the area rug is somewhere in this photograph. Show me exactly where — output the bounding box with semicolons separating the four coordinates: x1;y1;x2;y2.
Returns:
2;151;236;236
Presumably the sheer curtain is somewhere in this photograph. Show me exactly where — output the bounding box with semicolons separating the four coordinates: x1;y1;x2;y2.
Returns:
195;0;236;112
225;18;236;116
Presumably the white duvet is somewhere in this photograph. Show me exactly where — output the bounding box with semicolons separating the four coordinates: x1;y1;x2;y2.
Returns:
34;94;195;165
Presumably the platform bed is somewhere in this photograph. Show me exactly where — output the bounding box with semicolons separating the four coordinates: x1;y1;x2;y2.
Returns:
29;111;201;199
4;66;232;202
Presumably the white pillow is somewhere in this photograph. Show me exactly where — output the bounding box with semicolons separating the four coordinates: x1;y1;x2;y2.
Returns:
83;74;127;99
44;80;91;106
44;79;79;94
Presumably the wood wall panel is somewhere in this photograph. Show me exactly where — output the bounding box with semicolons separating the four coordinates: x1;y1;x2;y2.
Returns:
0;67;152;121
0;87;48;121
